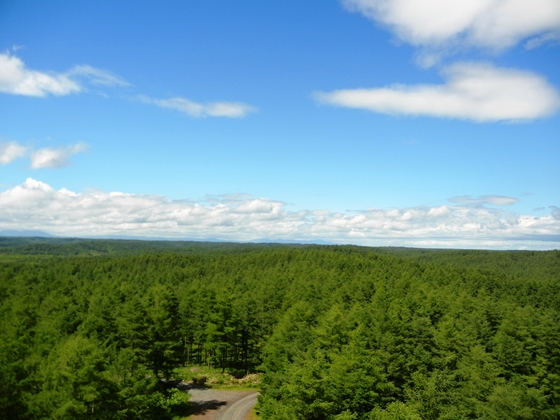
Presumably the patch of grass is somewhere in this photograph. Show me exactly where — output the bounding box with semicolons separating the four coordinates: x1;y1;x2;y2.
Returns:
247;406;261;419
174;366;262;390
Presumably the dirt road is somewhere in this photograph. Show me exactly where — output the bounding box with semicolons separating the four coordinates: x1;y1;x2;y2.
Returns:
217;392;259;420
180;383;258;420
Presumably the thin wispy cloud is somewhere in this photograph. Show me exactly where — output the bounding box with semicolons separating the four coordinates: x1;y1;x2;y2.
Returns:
0;53;128;97
66;65;129;87
449;195;519;206
1;179;558;249
342;0;560;51
0;53;255;120
315;62;560;122
139;95;257;118
525;32;560;49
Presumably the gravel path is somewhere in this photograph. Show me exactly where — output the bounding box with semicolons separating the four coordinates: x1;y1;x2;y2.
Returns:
217;392;259;420
178;383;258;420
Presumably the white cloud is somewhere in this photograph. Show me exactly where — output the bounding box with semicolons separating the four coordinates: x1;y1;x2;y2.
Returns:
524;32;560;49
0;141;27;164
30;143;87;169
1;53;254;119
0;139;86;169
0;53;80;96
67;65;129;87
139;95;257;118
315;62;560;122
449;195;519;206
342;0;560;50
0;53;128;97
1;178;558;250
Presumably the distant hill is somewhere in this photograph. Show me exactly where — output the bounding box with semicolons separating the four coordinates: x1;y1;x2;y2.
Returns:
0;229;54;237
0;236;303;257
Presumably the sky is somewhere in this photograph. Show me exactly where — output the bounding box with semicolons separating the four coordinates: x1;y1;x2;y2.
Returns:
0;0;559;249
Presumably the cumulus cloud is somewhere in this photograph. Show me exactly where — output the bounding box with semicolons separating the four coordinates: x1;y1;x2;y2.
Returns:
0;53;80;96
0;141;27;164
0;139;86;169
1;178;558;249
0;53;128;97
449;195;519;206
342;0;560;51
139;95;257;118
315;62;560;122
30;143;87;169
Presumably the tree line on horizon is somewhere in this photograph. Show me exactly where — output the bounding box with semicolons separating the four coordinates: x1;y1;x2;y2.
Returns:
0;240;559;419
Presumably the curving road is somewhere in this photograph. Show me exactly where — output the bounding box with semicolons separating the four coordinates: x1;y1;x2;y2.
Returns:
217;392;259;420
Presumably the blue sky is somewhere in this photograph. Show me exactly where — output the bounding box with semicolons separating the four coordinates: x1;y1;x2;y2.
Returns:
1;0;559;248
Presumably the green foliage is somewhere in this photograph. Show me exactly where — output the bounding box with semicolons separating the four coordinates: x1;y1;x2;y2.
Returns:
369;402;422;420
0;239;559;418
26;336;119;419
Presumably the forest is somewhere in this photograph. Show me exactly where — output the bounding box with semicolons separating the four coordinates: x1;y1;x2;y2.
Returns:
0;238;559;419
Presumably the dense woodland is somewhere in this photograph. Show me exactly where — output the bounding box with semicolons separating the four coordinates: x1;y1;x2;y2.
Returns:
0;238;559;419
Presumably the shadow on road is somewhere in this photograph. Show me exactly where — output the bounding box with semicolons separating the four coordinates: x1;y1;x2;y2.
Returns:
186;399;228;416
176;382;229;417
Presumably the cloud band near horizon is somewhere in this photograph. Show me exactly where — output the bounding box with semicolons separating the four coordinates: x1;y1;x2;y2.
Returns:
1;178;558;250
